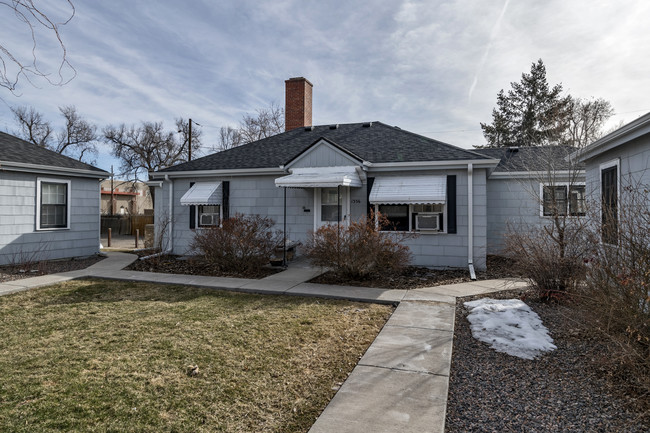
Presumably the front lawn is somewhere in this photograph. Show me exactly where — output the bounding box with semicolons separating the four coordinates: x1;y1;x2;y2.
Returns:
0;280;392;432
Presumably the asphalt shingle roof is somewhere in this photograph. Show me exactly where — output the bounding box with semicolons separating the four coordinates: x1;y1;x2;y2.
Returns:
472;146;582;172
0;131;107;174
158;121;491;173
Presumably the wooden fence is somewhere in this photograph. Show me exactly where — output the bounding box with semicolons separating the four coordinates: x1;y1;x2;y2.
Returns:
101;215;154;236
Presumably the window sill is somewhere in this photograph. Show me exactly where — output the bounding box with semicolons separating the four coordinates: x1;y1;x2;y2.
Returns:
379;230;447;235
540;215;586;219
36;227;70;231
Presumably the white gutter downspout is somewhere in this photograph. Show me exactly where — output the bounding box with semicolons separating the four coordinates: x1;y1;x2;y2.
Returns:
140;174;173;260
467;163;477;280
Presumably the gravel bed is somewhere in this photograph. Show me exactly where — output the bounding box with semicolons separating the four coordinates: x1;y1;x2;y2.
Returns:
126;254;281;279
309;255;523;290
446;290;649;433
0;255;105;283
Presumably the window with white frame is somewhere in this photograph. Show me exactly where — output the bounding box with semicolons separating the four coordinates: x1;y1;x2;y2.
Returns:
541;184;585;217
376;203;445;232
369;175;447;233
197;205;220;227
37;179;70;229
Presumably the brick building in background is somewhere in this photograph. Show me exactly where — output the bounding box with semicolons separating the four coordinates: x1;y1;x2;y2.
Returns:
100;180;153;215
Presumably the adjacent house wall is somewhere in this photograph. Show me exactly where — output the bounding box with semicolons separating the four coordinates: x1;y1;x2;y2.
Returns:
485;177;544;254
0;171;101;265
158;166;489;270
485;173;586;255
584;135;650;206
366;168;487;270
158;175;315;256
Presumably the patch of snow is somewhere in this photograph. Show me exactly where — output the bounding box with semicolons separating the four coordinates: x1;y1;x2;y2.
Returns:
464;298;556;360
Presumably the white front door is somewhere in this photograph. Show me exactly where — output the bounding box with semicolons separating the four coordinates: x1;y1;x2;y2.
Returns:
314;187;350;230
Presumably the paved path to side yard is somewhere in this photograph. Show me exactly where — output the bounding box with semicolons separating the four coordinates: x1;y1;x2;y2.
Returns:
0;252;528;433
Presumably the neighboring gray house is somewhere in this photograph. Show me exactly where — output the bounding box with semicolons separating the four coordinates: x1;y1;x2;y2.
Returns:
474;146;585;254
0;132;109;265
576;111;650;243
150;121;499;272
149;77;583;272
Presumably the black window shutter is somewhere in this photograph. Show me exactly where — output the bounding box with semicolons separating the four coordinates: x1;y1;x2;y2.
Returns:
222;181;230;220
189;182;195;229
447;175;457;234
601;166;618;243
366;177;375;217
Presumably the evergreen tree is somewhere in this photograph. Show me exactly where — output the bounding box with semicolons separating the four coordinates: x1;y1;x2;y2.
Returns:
481;59;569;147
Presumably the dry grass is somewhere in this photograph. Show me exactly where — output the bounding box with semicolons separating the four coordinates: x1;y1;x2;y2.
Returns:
0;279;393;432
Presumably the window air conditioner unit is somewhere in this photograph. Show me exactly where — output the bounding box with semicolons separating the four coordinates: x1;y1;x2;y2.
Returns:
200;214;218;226
415;213;441;231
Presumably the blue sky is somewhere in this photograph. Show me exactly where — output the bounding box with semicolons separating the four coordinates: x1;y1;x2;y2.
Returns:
1;0;649;174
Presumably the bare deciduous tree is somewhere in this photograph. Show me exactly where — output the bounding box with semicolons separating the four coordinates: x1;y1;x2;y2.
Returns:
12;105;98;163
216;126;243;151
103;118;202;183
11;105;53;147
238;102;284;143
55;105;98;163
0;0;76;93
215;102;284;151
564;97;614;148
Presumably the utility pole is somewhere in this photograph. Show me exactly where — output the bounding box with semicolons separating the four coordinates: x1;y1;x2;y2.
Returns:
110;165;115;216
186;118;201;162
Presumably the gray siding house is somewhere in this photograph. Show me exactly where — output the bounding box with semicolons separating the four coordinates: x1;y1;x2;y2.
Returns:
149;77;582;272
150;121;498;271
474;146;585;254
0;132;109;265
576;111;650;242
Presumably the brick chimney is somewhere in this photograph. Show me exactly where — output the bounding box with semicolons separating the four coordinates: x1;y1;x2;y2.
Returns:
285;77;313;131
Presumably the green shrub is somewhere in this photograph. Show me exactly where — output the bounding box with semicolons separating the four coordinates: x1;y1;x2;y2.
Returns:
189;213;282;274
305;212;412;279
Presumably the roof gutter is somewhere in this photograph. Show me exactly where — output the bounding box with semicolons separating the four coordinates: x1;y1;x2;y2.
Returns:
366;158;500;171
489;170;585;179
0;161;109;178
573;112;650;162
149;159;500;178
149;167;284;179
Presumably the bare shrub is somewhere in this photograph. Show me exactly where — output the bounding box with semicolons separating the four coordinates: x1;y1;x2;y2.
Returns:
9;242;50;273
154;211;173;253
505;222;586;300
304;212;412;279
580;184;650;403
189;213;282;274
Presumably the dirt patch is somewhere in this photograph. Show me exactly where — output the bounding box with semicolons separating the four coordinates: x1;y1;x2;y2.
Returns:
309;255;523;290
0;255;105;283
126;254;282;279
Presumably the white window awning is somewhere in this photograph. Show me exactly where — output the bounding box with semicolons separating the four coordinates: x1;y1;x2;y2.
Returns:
369;175;446;204
180;182;222;206
275;166;363;188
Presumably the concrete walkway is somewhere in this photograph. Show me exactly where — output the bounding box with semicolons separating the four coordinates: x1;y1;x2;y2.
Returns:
0;252;528;432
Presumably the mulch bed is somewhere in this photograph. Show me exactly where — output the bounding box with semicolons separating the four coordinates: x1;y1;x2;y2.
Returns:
0;255;105;284
446;289;649;432
126;254;282;279
309;255;524;290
